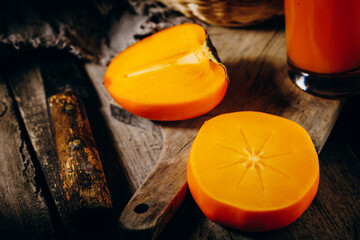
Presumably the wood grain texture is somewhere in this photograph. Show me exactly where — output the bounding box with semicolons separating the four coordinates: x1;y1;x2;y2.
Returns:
119;119;201;238
0;75;55;239
85;21;342;239
5;60;68;227
48;91;113;223
4;56;119;239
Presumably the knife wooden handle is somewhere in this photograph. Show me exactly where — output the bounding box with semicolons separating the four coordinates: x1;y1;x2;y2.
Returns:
48;90;113;226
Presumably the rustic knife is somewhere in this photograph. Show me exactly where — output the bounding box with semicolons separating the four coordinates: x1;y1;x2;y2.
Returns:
40;57;113;227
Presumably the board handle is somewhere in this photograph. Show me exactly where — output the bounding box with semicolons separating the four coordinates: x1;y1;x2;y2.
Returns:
48;91;113;227
119;122;200;239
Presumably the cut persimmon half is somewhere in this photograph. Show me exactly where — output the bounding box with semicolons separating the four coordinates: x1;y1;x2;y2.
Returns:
187;111;319;232
104;23;228;121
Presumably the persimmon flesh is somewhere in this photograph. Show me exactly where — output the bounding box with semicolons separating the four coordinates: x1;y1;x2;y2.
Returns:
187;111;319;231
104;23;228;121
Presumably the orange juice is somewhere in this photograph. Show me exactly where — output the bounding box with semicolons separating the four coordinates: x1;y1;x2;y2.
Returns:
284;0;360;74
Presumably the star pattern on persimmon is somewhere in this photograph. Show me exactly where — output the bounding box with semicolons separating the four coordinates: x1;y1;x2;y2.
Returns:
214;129;292;191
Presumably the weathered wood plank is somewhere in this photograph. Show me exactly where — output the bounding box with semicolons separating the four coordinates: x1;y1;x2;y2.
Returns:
4;59;73;238
6;61;67;215
0;74;55;239
5;57;123;239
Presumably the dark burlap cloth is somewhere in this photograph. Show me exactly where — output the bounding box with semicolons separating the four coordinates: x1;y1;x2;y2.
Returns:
0;0;196;65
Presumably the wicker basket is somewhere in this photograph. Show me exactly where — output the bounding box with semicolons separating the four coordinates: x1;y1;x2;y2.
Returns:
157;0;284;27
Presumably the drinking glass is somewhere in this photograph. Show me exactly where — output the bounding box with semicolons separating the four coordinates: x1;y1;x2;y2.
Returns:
284;0;360;98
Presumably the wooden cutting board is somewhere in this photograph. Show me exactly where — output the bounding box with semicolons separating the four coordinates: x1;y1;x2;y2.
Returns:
84;22;342;239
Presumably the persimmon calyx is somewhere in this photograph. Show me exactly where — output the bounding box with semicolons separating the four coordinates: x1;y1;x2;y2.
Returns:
203;36;229;83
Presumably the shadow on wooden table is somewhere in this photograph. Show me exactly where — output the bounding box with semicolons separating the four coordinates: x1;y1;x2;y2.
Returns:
214;58;293;115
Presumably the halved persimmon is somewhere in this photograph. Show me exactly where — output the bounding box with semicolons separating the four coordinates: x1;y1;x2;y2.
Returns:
104;23;228;121
187;111;319;231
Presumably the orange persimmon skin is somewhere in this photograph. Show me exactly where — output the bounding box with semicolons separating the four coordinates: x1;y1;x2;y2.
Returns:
104;23;228;121
187;111;319;231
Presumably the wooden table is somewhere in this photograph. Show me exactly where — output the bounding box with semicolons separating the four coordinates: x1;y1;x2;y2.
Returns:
0;20;359;240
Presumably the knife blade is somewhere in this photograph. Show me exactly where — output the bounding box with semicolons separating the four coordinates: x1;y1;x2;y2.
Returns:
40;56;113;228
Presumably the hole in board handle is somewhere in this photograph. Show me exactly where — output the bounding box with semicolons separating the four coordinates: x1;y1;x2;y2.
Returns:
134;203;149;214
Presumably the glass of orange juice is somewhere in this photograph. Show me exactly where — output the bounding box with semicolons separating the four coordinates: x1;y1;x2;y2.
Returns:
284;0;360;98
